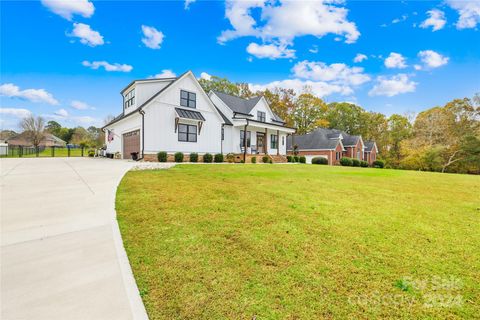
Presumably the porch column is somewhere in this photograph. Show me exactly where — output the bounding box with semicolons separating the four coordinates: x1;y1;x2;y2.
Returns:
277;129;280;155
243;124;248;161
265;128;268;155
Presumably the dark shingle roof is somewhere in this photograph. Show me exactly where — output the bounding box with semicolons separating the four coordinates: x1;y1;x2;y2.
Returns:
364;141;376;152
287;128;364;151
213;91;260;115
213;91;284;122
175;107;206;121
287;128;341;150
342;134;359;146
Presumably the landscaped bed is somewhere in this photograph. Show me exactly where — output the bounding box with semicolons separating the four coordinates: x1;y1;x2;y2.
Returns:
116;165;479;319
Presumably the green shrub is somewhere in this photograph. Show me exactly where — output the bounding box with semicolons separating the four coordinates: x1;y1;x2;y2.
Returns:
262;155;269;163
240;159;245;163
340;157;353;166
269;159;273;164
312;157;328;165
352;159;360;167
360;160;369;167
293;156;299;162
88;149;95;157
157;151;167;162
174;152;184;163
373;160;385;168
287;155;293;162
203;153;213;163
226;153;235;163
189;153;198;163
251;156;257;163
299;156;306;163
214;153;224;163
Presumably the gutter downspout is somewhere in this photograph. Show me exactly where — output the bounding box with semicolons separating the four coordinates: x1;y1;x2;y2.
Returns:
138;109;145;161
221;124;224;154
243;119;249;162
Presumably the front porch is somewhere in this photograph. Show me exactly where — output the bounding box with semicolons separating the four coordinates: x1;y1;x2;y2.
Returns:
231;118;295;162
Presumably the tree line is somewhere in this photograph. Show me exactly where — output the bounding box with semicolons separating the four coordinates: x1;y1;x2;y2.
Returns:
0;115;105;148
200;75;480;174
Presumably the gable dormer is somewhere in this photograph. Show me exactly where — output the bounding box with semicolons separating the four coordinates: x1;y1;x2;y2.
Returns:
121;78;176;115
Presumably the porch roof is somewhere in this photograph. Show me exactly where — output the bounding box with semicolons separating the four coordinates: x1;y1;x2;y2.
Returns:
232;118;295;133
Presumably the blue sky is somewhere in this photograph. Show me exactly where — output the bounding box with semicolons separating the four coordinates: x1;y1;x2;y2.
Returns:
1;0;479;130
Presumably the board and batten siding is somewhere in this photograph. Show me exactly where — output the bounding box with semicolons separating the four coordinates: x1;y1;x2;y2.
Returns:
105;113;142;157
142;74;223;155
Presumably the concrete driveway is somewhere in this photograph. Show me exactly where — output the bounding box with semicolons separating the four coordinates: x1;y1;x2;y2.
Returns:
1;157;148;320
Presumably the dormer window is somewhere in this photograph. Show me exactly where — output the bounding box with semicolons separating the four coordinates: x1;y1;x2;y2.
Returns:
180;90;196;108
124;88;135;109
257;111;266;122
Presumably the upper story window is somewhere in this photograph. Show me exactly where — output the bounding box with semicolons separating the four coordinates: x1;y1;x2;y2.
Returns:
124;89;135;109
180;90;196;108
257;111;266;122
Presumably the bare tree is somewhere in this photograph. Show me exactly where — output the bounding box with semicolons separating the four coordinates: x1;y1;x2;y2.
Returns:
20;115;45;148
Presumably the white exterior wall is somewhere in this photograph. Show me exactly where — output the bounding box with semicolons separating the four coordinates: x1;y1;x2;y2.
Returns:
221;125;234;154
123;80;171;115
143;74;223;154
104;113;142;157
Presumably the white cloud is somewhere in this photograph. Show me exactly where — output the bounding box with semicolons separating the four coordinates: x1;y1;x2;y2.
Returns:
200;72;212;80
249;59;370;98
246;42;295;59
414;64;422;70
309;45;319;54
218;0;360;48
384;52;407;69
420;9;446;31
141;25;164;49
0;83;59;105
0;108;32;118
250;78;353;98
71;100;94;110
41;0;94;20
353;53;368;63
54;108;69;117
392;14;408;24
446;0;480;29
82;60;133;72
368;74;417;97
69;23;104;47
72;116;99;125
148;69;176;79
418;50;449;68
185;0;196;9
43;113;100;127
292;60;370;86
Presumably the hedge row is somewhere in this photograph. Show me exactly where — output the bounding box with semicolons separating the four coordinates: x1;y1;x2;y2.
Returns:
157;152;223;163
287;155;306;163
340;157;384;168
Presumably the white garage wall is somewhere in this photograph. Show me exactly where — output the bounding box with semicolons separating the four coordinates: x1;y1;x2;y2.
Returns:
104;113;142;157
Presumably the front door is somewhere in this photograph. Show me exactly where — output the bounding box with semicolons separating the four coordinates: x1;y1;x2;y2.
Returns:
256;133;265;154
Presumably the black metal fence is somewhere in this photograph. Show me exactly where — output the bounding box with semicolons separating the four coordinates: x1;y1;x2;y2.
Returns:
0;146;95;158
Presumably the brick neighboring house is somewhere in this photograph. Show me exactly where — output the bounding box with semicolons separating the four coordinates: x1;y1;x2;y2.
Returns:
287;128;378;165
363;140;378;164
7;132;66;147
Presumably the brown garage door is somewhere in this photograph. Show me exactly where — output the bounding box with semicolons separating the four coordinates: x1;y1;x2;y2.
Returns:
122;130;140;159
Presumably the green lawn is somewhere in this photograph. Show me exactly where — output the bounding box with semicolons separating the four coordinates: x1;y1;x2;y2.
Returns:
116;165;480;319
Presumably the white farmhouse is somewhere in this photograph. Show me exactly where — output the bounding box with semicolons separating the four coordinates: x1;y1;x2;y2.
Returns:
103;71;295;162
